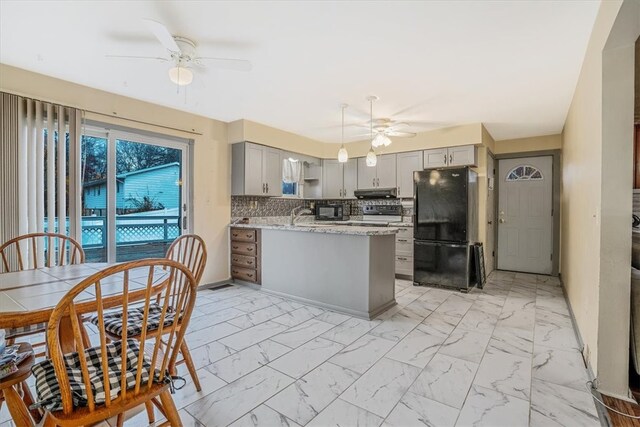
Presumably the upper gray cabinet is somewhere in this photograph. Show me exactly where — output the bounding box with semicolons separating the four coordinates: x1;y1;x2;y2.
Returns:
232;142;283;196
357;153;397;189
323;158;357;199
423;145;478;169
396;151;424;198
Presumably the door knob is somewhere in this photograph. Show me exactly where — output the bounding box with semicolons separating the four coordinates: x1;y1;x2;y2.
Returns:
487;221;493;225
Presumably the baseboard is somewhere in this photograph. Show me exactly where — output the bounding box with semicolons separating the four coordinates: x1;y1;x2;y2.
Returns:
559;274;614;426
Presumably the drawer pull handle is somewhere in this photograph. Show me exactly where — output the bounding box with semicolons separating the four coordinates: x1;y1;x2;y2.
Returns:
247;274;254;278
247;261;253;265
247;247;253;252
398;239;408;243
246;233;252;238
232;246;239;250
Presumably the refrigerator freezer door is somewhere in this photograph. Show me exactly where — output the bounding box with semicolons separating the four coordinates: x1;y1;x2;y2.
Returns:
414;240;471;290
414;169;468;242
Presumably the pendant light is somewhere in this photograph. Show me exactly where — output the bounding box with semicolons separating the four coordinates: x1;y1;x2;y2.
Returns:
337;103;349;163
366;96;377;167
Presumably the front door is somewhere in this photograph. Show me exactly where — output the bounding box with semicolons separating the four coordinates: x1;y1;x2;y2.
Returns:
497;156;553;274
485;153;496;275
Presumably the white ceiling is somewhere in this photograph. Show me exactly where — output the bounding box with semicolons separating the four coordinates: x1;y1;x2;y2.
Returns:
0;1;599;143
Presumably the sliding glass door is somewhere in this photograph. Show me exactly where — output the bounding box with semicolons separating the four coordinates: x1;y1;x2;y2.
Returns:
81;127;190;263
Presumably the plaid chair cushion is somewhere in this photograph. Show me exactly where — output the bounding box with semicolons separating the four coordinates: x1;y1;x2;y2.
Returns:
5;322;48;339
89;303;178;337
31;339;165;412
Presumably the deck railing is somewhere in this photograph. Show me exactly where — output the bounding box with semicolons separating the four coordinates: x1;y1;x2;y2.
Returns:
45;216;181;248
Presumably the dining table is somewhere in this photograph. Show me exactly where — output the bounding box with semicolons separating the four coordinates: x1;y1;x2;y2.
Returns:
0;262;170;426
0;262;169;353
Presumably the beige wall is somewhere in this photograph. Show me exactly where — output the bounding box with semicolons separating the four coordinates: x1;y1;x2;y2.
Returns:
0;64;231;286
229;119;326;159
494;134;562;155
561;0;633;398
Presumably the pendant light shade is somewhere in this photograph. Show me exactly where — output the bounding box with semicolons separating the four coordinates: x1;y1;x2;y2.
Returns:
366;96;377;167
338;146;348;163
366;147;377;167
337;104;348;163
168;66;193;86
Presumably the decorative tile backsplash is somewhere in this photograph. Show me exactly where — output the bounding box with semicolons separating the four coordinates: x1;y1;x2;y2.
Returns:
231;196;306;218
634;192;640;214
231;196;413;218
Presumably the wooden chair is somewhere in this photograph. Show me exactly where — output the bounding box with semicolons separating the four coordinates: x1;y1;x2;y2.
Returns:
164;234;207;392
0;232;85;273
37;258;197;427
0;233;85;357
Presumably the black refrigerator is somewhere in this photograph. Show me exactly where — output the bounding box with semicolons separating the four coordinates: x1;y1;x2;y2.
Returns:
413;167;478;291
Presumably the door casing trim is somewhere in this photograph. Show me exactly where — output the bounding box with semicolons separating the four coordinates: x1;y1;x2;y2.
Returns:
494;149;561;276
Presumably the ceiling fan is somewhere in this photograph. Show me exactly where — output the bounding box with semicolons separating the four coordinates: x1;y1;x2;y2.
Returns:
106;19;252;86
352;116;418;148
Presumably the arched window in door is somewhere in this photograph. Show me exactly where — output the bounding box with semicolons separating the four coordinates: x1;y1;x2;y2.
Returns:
506;165;544;181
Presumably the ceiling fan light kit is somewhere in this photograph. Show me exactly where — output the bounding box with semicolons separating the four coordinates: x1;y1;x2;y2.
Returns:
168;66;193;86
366;147;377;167
338;103;349;163
372;133;392;148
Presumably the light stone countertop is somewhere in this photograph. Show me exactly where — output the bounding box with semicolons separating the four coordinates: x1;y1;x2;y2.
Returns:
229;222;399;236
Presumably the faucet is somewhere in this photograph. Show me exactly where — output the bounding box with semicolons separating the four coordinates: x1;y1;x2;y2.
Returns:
290;206;312;225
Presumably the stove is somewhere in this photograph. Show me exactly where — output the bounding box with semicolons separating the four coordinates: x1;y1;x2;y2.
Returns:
344;205;403;227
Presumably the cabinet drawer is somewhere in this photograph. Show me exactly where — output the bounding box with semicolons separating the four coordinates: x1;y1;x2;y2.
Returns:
231;266;259;283
396;244;413;256
231;228;256;242
230;242;257;256
231;254;258;268
396;227;413;239
395;255;413;275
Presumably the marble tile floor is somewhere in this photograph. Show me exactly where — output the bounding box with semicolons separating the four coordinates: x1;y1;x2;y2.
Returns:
0;271;602;427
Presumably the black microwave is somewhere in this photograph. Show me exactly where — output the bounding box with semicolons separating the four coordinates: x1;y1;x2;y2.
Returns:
316;203;345;221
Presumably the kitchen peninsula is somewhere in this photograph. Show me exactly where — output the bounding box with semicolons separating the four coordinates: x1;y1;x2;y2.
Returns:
230;223;398;319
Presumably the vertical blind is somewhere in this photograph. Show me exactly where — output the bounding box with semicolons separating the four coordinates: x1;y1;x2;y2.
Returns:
0;92;83;270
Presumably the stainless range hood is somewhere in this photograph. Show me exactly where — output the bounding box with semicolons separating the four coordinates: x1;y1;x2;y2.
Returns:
354;187;397;199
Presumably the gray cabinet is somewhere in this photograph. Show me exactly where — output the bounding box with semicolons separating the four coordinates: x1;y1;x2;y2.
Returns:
357;154;397;189
357;157;378;190
232;142;283;196
395;226;413;278
396;151;423;198
343;159;358;198
323;159;357;199
423;147;448;168
448;145;478;167
423;145;477;169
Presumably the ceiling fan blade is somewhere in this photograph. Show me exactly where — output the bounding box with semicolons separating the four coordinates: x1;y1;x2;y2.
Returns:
105;54;168;61
387;122;410;129
143;19;180;52
195;57;253;71
386;130;417;137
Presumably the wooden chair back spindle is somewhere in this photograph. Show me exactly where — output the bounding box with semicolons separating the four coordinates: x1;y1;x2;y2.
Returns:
45;259;197;420
0;232;84;272
166;234;207;284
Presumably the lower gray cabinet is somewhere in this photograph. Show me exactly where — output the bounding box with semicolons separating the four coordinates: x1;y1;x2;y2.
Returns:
395;225;413;278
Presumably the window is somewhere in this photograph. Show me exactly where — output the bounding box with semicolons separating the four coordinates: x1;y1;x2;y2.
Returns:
282;182;298;196
506;165;543;181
